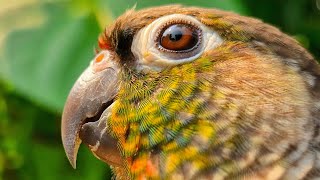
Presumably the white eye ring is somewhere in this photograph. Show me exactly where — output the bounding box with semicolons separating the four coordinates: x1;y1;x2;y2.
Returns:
131;14;223;72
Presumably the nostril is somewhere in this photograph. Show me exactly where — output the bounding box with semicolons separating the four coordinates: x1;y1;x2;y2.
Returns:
95;53;105;63
92;51;116;72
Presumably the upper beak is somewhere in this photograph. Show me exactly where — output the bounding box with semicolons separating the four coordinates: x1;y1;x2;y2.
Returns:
61;50;120;168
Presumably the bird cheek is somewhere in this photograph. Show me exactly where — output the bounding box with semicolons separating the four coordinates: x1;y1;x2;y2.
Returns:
143;52;156;63
136;51;181;72
136;52;164;72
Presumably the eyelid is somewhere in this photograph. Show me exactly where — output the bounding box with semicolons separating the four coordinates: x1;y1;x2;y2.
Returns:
154;19;199;42
156;24;202;53
153;20;203;60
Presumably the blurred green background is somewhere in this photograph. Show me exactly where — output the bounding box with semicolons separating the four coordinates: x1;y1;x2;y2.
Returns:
0;0;319;179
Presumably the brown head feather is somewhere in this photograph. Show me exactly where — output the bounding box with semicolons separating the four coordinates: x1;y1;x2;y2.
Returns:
101;4;319;97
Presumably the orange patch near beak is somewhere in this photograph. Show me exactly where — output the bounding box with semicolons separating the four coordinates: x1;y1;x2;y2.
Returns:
95;53;105;63
93;51;115;73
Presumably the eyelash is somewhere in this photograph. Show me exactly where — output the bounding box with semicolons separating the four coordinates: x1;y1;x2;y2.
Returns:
154;19;203;53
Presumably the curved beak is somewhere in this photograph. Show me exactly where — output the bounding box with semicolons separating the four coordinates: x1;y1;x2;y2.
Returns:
61;51;120;168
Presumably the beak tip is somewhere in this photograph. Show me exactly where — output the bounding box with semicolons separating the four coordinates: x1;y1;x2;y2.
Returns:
69;157;77;169
63;140;80;169
61;117;81;170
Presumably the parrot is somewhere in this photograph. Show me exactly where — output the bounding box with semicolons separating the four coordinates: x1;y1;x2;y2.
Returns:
61;5;320;180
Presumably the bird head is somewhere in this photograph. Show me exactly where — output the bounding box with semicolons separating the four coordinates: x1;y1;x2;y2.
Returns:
61;5;320;179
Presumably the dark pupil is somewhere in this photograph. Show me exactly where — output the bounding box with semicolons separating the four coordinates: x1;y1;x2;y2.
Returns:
160;24;198;51
169;30;182;41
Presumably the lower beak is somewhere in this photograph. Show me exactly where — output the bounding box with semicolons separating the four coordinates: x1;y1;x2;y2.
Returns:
61;51;120;168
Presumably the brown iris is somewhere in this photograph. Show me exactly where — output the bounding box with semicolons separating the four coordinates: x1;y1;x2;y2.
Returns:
160;24;199;51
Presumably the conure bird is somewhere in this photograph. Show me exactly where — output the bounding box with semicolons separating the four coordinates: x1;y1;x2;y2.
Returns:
61;5;320;179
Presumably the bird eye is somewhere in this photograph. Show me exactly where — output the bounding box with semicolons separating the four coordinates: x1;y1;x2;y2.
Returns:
131;14;223;69
159;24;200;51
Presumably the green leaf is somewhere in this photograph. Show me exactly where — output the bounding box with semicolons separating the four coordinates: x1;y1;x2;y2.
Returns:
0;2;101;113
